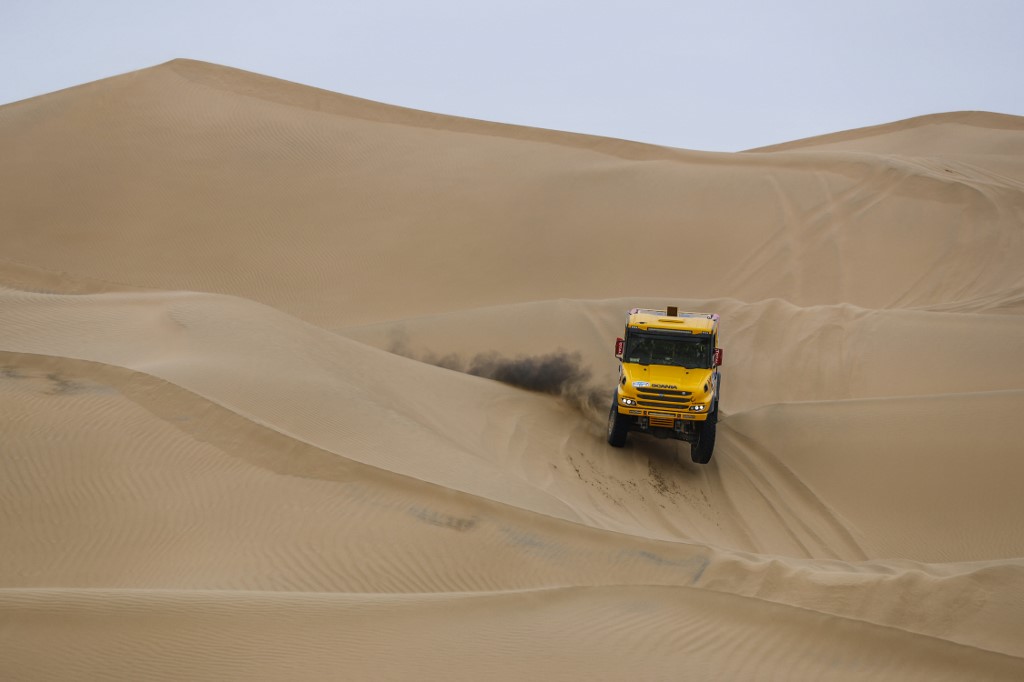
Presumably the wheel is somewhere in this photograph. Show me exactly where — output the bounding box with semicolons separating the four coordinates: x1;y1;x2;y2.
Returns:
690;404;717;464
607;399;628;447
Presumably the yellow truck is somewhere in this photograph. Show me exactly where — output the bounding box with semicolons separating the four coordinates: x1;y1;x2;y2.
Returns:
607;306;723;463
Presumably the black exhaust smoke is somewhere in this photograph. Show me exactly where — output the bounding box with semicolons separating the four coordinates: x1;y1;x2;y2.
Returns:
388;335;604;415
468;350;606;413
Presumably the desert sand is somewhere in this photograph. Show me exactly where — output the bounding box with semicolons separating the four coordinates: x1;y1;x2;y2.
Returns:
2;59;1023;680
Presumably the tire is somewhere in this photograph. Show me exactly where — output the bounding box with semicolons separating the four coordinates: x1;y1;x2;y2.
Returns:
607;399;628;447
690;404;717;464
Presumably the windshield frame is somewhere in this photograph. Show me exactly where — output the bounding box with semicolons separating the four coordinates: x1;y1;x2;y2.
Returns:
623;329;713;369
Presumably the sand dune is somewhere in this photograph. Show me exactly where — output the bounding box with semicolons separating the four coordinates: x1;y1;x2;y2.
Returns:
2;60;1023;679
3;60;1023;323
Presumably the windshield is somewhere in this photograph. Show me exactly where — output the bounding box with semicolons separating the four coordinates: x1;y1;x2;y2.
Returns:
624;332;712;368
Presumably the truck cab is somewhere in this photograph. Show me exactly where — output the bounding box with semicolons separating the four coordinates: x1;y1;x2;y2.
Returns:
607;306;722;463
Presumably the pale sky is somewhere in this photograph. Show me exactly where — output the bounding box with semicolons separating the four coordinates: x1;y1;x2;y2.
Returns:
3;0;1022;151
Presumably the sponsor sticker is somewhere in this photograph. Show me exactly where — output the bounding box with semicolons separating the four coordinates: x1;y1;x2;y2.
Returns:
632;381;650;388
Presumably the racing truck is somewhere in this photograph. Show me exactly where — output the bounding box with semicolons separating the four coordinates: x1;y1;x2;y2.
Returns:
607;306;723;464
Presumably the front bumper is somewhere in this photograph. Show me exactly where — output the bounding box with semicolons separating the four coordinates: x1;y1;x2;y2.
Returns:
615;390;712;422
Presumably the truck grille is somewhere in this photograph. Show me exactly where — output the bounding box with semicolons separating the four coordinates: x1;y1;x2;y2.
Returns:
637;398;690;408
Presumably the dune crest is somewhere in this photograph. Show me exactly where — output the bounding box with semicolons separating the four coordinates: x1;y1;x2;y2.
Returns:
2;61;1023;679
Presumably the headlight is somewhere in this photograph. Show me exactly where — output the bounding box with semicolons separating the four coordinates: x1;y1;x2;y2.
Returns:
690;404;706;412
621;397;637;406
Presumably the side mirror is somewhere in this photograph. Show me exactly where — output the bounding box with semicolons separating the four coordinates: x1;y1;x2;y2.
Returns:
615;337;624;359
714;348;723;367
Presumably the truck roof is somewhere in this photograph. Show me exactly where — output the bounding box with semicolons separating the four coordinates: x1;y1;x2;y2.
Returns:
626;308;718;334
